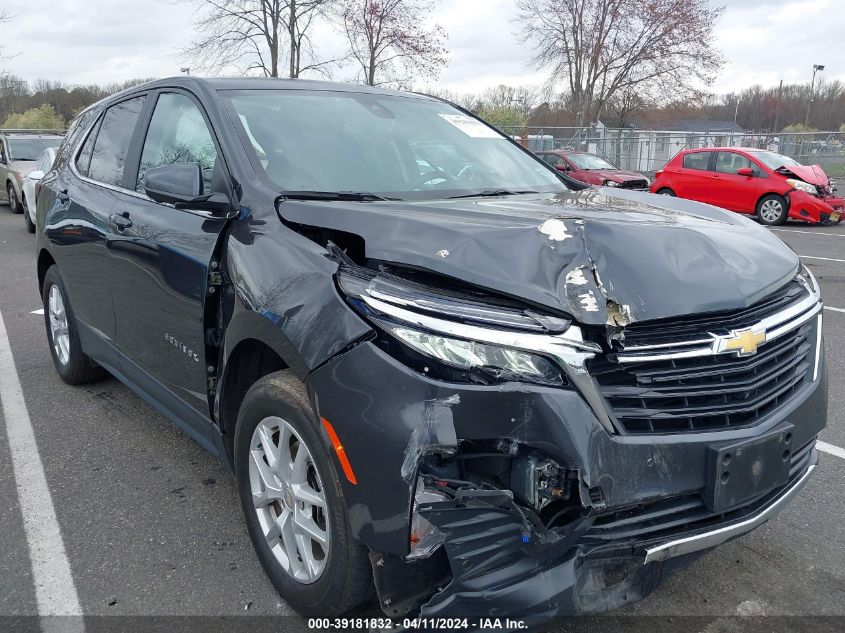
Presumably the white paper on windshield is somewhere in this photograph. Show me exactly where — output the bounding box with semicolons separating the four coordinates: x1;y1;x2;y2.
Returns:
438;114;503;138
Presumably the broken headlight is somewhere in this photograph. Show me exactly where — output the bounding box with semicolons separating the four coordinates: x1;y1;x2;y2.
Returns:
381;324;562;384
786;178;818;195
337;268;599;386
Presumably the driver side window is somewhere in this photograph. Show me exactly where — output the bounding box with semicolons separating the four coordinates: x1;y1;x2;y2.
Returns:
136;93;219;195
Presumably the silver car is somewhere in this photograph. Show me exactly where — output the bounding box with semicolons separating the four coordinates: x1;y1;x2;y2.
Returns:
0;131;64;214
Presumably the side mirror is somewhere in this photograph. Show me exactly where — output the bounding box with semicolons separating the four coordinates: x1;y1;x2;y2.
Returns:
736;167;754;177
144;163;231;215
555;164;570;172
27;170;45;181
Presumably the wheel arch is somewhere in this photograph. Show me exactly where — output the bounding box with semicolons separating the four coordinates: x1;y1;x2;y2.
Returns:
37;249;56;294
216;314;306;463
756;190;790;212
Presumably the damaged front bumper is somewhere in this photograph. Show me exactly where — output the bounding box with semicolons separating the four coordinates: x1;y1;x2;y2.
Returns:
788;189;843;224
307;323;827;620
415;450;817;620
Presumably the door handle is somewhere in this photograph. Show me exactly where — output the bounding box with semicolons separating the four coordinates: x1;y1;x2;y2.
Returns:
109;212;133;231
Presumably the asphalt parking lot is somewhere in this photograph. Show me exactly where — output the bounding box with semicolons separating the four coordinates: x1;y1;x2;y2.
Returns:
0;207;844;632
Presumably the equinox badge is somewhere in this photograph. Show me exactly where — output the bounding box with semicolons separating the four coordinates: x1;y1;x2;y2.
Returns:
713;328;767;356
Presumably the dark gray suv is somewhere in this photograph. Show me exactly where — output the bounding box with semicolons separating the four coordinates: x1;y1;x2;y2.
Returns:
34;77;826;625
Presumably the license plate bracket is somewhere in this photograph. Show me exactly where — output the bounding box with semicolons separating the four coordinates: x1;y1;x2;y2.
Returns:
704;426;794;513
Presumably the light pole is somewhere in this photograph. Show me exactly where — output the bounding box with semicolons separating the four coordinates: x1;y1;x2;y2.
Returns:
734;98;740;125
804;64;825;127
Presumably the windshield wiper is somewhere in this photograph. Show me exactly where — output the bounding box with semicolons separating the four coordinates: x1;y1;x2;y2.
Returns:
447;189;539;199
280;190;396;202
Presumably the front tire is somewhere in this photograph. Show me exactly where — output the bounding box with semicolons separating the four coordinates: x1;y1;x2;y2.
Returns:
42;266;105;384
656;188;676;196
234;371;372;616
23;195;35;233
756;194;788;225
7;183;22;214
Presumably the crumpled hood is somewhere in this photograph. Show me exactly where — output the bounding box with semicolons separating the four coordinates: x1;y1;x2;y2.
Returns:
277;189;799;326
777;163;830;186
588;169;647;183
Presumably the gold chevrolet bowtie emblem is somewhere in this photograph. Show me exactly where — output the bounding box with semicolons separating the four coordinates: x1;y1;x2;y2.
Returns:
715;328;767;356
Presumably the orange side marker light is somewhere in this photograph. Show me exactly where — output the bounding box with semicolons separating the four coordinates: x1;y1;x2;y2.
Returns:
321;417;358;485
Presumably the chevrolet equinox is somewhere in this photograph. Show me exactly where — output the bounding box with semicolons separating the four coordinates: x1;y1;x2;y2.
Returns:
35;77;827;624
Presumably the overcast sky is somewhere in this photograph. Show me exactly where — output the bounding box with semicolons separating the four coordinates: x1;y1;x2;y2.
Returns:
1;0;843;97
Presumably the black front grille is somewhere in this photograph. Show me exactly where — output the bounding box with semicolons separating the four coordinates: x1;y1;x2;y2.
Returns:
580;439;815;547
619;179;649;190
620;279;806;349
591;280;815;434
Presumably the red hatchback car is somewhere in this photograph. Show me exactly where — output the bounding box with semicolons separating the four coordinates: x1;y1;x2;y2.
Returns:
651;147;843;225
537;150;650;189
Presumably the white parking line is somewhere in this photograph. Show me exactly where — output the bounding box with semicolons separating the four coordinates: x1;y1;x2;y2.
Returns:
801;255;845;264
30;308;44;315
817;441;845;461
770;228;845;238
825;306;845;314
0;308;85;629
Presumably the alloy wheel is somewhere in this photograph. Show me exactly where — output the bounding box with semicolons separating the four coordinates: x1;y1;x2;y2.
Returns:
760;199;783;223
8;185;17;211
249;416;329;584
48;285;70;366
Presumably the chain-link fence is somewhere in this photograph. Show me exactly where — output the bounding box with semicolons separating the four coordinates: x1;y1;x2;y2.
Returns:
500;126;845;178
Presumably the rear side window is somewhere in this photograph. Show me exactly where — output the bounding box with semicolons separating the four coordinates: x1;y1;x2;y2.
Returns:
682;152;710;171
136;93;219;194
61;109;98;164
76;119;100;176
88;96;146;187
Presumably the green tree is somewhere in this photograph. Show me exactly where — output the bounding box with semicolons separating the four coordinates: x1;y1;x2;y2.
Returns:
782;123;816;133
2;104;65;129
477;105;528;131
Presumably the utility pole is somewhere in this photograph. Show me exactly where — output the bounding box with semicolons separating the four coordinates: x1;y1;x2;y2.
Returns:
804;64;825;127
773;79;783;133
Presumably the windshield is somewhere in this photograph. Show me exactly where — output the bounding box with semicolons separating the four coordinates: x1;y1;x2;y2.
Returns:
223;89;567;200
747;150;801;170
8;138;62;161
566;153;617;170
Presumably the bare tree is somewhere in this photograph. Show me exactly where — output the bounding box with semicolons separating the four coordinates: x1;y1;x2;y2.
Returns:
516;0;723;126
339;0;447;87
286;0;338;77
606;86;648;128
183;0;334;78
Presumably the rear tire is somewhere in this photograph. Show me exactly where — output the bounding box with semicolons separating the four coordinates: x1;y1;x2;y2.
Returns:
23;195;35;233
7;183;22;214
42;266;105;385
234;370;373;617
756;194;788;226
656;188;676;196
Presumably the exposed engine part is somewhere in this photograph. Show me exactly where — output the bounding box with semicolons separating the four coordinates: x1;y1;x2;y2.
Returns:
509;454;572;512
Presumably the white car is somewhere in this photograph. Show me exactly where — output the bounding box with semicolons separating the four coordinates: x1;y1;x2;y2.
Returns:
22;147;57;233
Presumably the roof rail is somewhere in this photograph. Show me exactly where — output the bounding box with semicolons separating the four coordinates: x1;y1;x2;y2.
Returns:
0;128;66;135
